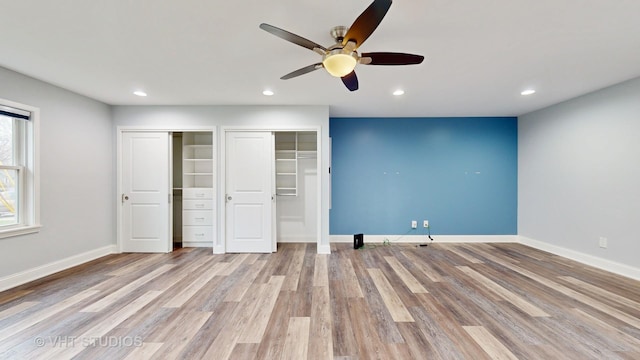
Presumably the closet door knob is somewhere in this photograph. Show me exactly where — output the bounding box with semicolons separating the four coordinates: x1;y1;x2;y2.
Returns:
227;195;232;201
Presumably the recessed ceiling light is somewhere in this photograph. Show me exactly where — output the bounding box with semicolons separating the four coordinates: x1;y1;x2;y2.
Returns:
133;90;147;97
521;89;536;96
262;89;274;96
393;89;405;96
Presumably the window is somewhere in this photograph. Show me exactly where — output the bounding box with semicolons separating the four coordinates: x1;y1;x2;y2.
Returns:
0;98;40;238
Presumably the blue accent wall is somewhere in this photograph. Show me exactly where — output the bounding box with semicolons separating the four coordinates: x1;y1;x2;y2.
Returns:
330;117;517;235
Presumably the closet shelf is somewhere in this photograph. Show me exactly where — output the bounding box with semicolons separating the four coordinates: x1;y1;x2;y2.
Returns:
274;131;317;197
297;150;317;159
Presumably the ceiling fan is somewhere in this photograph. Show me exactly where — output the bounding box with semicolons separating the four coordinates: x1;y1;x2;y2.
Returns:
259;0;424;92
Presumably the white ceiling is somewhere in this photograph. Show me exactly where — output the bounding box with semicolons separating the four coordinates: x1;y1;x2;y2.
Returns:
1;0;639;117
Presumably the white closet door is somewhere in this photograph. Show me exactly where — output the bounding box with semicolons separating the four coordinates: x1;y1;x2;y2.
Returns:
225;131;274;253
121;132;170;253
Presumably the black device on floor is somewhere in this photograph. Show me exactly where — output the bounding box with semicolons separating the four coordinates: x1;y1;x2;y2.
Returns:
354;233;364;249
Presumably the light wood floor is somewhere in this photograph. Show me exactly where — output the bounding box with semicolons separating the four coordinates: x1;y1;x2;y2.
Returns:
0;242;639;359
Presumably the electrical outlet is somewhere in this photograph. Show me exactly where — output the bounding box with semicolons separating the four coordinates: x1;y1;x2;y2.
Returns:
411;220;417;229
423;220;429;228
599;237;607;248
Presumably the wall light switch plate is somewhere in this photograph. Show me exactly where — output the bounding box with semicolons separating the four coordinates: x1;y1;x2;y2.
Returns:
599;237;607;248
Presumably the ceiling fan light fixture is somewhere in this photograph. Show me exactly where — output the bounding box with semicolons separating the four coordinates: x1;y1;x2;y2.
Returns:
259;0;423;90
322;49;358;77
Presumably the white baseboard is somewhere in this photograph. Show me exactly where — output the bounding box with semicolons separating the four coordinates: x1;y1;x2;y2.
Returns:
182;241;212;248
0;245;117;292
518;236;640;281
330;234;517;244
213;245;225;254
317;244;331;254
277;236;316;243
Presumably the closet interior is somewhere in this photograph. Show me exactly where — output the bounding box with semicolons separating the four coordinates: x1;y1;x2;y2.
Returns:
172;131;215;249
274;131;318;243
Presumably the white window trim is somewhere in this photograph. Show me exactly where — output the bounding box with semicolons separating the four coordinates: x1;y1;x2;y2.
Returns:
0;98;41;239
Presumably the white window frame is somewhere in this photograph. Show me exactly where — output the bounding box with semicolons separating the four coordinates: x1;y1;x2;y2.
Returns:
0;98;40;238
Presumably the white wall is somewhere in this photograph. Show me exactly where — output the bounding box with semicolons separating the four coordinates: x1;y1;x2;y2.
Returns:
112;105;331;253
519;77;640;277
0;67;114;289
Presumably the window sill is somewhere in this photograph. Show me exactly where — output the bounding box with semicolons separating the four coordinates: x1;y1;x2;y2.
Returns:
0;224;43;239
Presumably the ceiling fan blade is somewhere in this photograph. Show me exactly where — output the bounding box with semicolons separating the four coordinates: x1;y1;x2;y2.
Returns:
341;71;359;91
361;52;424;65
281;63;323;80
342;0;392;49
260;23;327;52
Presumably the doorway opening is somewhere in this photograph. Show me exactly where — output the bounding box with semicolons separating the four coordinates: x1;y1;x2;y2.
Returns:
275;131;318;244
171;131;215;250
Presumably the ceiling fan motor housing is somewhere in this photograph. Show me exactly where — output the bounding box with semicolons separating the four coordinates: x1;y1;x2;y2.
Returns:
330;26;348;43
